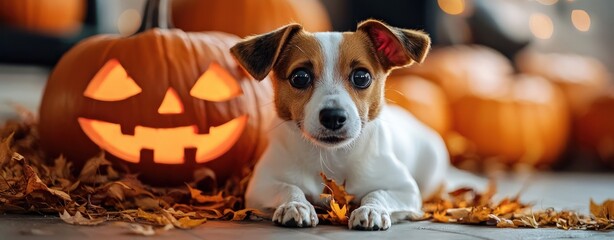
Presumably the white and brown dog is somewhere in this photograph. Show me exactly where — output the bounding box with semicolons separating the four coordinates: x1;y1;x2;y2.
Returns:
230;20;476;231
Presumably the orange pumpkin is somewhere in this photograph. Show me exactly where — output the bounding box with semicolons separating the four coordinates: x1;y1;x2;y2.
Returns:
452;75;569;167
38;0;273;186
171;0;331;37
385;74;451;135
399;45;514;102
576;91;614;167
0;0;85;35
516;51;609;116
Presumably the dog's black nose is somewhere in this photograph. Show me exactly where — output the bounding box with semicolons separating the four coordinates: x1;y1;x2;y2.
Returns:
319;108;347;130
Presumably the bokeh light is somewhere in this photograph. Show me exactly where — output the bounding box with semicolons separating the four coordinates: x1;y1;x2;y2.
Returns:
529;13;554;39
117;9;141;36
536;0;558;5
438;0;465;15
571;9;591;32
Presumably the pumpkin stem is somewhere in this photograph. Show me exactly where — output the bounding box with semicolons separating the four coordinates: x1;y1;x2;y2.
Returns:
137;0;173;33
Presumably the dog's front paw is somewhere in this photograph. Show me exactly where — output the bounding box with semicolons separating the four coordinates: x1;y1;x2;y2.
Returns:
349;205;391;231
272;201;318;228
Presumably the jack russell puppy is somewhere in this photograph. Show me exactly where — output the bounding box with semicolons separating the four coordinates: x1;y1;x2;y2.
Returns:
231;20;477;231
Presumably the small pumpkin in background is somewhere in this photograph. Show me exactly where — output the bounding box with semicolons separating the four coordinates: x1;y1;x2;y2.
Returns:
0;0;85;35
385;74;451;135
516;51;610;117
171;0;331;37
39;0;274;186
452;75;569;167
576;91;614;167
398;45;514;102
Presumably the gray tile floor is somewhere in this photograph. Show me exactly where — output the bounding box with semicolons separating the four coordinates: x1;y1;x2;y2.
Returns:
1;65;614;239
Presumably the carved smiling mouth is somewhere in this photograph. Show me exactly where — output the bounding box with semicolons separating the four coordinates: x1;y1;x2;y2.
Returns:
78;115;247;164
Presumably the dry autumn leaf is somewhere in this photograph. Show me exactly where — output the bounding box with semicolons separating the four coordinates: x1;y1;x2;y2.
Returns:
320;172;354;207
187;185;224;205
318;172;355;225
59;210;105;226
327;199;349;225
590;199;614;220
24;165;71;201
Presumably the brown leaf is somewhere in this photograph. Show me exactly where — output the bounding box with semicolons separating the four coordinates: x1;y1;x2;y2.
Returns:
108;182;133;201
52;155;71;179
78;152;113;184
59;210;105;226
590;199;614;220
24;165;71;201
135;197;161;211
320;172;354;207
0;132;14;166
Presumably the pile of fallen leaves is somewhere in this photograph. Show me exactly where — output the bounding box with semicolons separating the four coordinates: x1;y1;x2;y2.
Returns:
421;182;614;231
0;114;262;235
1;111;613;234
319;173;614;231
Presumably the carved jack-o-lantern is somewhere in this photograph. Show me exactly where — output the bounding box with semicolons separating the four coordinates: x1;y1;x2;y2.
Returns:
78;60;247;165
39;0;273;186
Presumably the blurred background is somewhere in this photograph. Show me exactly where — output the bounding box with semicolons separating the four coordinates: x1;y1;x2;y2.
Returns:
1;0;613;174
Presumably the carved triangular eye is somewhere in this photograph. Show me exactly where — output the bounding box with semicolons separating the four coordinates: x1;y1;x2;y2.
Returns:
84;59;142;101
190;62;242;102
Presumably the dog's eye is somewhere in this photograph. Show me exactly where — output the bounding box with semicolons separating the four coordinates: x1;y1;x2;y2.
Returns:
289;68;312;89
350;68;372;89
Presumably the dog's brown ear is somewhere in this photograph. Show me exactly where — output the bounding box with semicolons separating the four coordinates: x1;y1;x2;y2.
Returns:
230;24;303;80
357;19;431;70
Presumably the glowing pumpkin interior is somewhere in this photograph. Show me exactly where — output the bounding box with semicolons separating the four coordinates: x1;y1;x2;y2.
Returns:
78;59;247;164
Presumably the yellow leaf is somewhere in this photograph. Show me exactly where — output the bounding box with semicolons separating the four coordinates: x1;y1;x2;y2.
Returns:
176;217;206;229
162;210;206;229
494;201;522;215
187;184;224;204
433;211;449;223
327;199;348;224
320;172;354;207
136;209;167;225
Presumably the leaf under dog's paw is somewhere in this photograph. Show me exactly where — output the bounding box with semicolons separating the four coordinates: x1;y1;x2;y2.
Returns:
319;172;356;225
